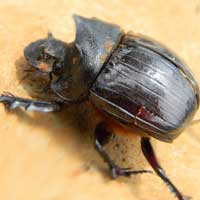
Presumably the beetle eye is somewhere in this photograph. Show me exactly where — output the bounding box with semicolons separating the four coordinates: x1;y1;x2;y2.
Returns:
53;61;63;75
37;52;52;61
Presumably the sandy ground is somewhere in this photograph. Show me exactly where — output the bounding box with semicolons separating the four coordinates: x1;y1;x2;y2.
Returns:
0;0;200;200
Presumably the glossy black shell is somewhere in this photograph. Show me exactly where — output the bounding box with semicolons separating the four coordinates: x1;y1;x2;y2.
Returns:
90;33;199;142
34;15;198;142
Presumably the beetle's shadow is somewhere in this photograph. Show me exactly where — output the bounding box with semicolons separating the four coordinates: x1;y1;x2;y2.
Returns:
14;56;147;197
15;56;100;163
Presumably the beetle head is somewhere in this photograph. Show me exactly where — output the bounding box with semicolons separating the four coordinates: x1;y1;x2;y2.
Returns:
24;33;67;76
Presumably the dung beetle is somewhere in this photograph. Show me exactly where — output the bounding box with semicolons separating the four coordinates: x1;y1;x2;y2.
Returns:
0;15;199;200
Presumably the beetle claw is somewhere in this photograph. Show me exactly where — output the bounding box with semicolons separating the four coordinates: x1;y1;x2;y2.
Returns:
0;92;16;108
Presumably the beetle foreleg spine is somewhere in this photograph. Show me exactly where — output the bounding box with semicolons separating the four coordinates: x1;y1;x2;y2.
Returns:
0;92;62;112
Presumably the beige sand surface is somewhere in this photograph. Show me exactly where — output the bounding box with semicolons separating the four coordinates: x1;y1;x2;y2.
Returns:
0;0;200;200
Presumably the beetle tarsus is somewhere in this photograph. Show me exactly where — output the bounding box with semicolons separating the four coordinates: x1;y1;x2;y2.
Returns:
95;122;152;179
110;166;152;179
141;137;187;200
0;92;62;112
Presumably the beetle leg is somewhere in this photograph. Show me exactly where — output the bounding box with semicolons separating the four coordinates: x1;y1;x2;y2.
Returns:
95;122;152;179
0;92;63;112
141;137;189;200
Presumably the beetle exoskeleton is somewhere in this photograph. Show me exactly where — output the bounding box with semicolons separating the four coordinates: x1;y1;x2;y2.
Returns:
25;15;199;142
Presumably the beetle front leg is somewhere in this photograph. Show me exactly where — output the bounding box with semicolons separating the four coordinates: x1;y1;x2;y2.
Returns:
141;137;190;200
95;122;151;179
0;92;63;112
